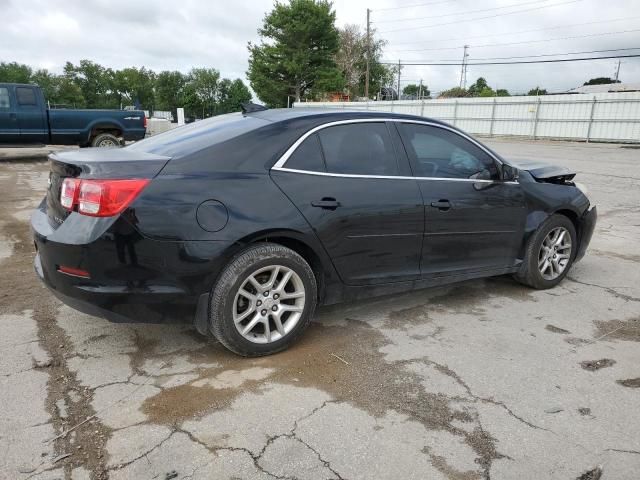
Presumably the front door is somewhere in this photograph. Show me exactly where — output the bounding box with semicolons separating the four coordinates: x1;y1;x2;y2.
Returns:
396;122;526;277
0;86;20;143
272;121;424;286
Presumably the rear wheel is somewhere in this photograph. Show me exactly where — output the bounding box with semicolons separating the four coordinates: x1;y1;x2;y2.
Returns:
515;214;576;289
209;243;317;356
91;133;121;148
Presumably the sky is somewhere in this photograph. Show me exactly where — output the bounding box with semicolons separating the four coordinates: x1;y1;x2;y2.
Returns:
1;0;639;96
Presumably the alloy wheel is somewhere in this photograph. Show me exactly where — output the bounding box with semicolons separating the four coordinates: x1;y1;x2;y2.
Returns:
538;226;572;280
233;265;305;344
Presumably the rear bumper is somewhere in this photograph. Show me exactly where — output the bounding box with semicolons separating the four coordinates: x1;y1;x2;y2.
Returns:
575;205;597;262
31;206;231;325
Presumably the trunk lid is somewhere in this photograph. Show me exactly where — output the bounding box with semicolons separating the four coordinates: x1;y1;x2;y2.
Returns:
46;148;170;228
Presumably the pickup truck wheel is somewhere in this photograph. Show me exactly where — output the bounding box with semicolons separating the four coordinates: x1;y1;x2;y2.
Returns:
91;133;121;148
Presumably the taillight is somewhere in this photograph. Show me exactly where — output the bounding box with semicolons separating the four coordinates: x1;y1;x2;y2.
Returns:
60;178;80;210
144;116;148;128
61;179;149;217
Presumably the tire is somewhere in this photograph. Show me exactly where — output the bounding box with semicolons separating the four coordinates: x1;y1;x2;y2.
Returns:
91;133;121;148
209;243;318;357
515;214;577;289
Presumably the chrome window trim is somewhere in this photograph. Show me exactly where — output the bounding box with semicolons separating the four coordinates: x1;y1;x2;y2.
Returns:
273;166;518;184
271;118;512;183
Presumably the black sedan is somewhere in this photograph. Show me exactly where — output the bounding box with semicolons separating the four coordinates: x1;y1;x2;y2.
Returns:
32;108;596;356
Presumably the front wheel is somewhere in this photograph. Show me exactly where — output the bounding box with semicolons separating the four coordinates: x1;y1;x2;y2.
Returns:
515;214;577;289
209;243;317;357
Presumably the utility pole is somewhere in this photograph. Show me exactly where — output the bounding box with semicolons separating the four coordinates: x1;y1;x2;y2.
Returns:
397;59;401;100
614;60;622;82
459;45;469;89
365;8;371;99
418;79;423;99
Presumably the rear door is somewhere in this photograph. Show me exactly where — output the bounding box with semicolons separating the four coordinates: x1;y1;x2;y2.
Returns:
0;86;20;143
15;86;48;144
272;120;424;286
396;122;526;277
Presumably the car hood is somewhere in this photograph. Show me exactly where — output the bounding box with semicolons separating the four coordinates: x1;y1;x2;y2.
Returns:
511;158;576;182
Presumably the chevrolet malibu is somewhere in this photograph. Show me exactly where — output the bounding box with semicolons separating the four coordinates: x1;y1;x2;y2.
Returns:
32;108;596;356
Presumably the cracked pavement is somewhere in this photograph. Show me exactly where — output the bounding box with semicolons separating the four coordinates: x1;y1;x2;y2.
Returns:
1;139;639;479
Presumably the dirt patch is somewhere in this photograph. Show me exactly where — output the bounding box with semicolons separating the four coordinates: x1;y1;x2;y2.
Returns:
576;466;603;480
546;324;571;334
616;378;640;388
0;162;111;478
141;314;502;478
578;408;591;416
593;318;640;342
580;359;616;371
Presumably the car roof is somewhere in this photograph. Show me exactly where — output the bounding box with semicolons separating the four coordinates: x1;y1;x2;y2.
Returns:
248;107;448;126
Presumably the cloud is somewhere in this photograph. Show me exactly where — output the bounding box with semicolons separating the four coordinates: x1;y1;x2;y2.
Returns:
1;0;638;94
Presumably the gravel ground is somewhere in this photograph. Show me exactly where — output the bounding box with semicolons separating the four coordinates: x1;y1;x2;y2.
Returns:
1;139;639;480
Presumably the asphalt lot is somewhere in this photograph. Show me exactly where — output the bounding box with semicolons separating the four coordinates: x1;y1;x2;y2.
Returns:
1;138;639;480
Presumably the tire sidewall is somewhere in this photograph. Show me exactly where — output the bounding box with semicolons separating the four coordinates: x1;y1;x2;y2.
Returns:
92;133;120;148
527;215;577;288
210;245;317;356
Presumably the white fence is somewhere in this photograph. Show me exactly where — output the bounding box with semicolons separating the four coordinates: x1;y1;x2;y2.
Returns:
294;92;640;143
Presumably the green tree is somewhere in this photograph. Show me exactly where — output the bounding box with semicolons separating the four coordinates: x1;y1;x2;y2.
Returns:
496;88;510;97
216;78;252;114
402;83;430;98
0;62;32;83
64;60;115;108
248;0;341;107
584;77;620;85
113;67;155;110
438;87;468;98
468;77;490;96
528;86;547;96
155;71;186;115
188;68;220;117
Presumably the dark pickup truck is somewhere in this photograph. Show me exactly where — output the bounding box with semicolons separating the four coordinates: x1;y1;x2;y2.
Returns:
0;83;147;147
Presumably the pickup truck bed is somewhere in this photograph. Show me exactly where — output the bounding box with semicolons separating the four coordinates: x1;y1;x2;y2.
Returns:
0;83;146;147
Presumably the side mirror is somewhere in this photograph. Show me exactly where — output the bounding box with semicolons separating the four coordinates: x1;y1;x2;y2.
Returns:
502;164;519;182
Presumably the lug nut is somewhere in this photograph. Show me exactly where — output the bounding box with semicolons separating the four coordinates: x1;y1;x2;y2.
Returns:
263;291;269;297
273;294;279;300
272;305;278;311
256;300;262;306
261;309;267;316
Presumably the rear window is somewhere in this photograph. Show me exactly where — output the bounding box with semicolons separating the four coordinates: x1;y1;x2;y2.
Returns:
16;87;37;106
126;112;269;157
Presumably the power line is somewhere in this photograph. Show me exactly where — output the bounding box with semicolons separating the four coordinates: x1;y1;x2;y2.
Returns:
373;0;551;24
387;28;640;53
380;54;640;66
372;0;456;12
386;47;640;63
379;0;582;34
461;47;640;61
386;16;640;46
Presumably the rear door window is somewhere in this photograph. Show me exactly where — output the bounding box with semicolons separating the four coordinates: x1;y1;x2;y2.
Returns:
317;122;399;176
286;134;325;172
16;87;37;107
